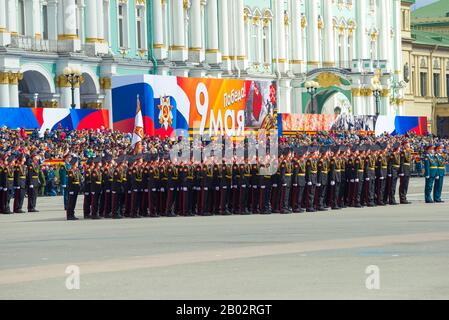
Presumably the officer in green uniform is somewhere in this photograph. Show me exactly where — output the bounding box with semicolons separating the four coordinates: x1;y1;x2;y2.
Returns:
424;145;438;203
399;141;412;204
27;155;41;212
59;157;70;211
434;145;446;203
13;155;27;213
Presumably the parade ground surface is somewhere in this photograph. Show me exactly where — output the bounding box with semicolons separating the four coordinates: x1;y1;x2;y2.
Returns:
1;178;448;300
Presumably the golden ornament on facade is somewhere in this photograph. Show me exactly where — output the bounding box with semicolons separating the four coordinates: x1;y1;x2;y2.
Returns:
301;15;307;29
317;17;323;30
0;72;10;84
380;89;390;97
42;100;59;108
100;77;112;90
316;73;342;88
7;72;23;85
370;31;378;42
284;13;289;26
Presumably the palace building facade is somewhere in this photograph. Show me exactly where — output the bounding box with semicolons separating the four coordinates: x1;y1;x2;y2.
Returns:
0;0;404;119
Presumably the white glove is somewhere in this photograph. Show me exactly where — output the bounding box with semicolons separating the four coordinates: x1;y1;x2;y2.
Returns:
380;177;384;180
426;176;430;179
204;187;208;191
388;174;392;177
29;185;34;188
355;179;359;183
293;184;298;187
215;187;220;191
317;183;321;187
436;176;440;180
330;181;335;186
365;178;370;181
350;179;354;183
399;174;405;177
307;182;312;186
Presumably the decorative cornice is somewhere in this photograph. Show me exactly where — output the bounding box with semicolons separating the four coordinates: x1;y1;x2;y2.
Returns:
100;77;112;90
58;34;79;40
6;72;23;85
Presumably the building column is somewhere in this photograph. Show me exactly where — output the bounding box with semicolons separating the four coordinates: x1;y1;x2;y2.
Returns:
205;0;221;64
235;0;247;71
0;0;11;46
290;0;302;74
323;0;334;67
356;0;368;60
306;0;319;70
57;0;81;52
7;0;18;36
47;0;58;41
8;72;21;108
25;0;42;38
379;0;391;69
291;80;303;114
153;0;167;59
218;0;231;72
96;0;104;41
0;71;10;107
273;0;287;73
170;0;188;62
189;0;205;62
278;79;291;114
85;0;97;42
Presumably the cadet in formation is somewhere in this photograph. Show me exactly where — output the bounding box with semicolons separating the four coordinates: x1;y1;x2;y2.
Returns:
65;141;442;220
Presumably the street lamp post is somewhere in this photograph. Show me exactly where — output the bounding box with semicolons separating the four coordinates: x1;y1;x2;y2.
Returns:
372;83;382;117
63;67;82;109
33;93;39;108
305;81;320;113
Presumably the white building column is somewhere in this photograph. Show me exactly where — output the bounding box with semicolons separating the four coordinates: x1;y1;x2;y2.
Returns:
0;0;11;46
28;0;42;38
278;79;292;114
170;0;188;62
96;0;104;41
323;0;335;67
8;72;21;108
189;0;205;62
379;0;391;69
47;0;58;41
291;80;303;114
234;0;247;71
152;0;167;59
273;0;287;73
57;0;81;52
0;71;10;107
306;0;319;70
85;0;97;42
218;0;231;72
206;0;221;64
290;0;303;74
356;0;368;61
7;0;18;36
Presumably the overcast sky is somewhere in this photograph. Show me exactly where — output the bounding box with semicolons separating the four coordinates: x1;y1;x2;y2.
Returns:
412;0;438;10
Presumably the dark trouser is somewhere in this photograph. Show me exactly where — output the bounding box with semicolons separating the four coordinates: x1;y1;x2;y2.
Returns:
239;185;247;214
0;189;3;212
306;184;315;210
261;184;272;213
124;189;132;216
91;191;102;217
142;189;149;216
291;185;305;212
132;190;143;217
3;188;12;213
178;187;188;216
330;183;340;209
62;186;68;210
67;188;79;219
14;187;26;212
250;186;259;213
389;176;398;204
317;184;327;209
103;190;112;217
354;181;362;206
220;186;229;213
399;175;410;203
375;177;386;205
364;179;375;206
83;191;91;217
281;183;291;212
165;187;176;216
339;178;346;207
27;186;37;211
271;185;280;212
232;186;240;214
348;181;354;206
212;187;221;214
111;191;122;217
188;186;197;215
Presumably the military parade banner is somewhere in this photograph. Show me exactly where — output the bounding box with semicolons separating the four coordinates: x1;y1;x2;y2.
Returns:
280;114;428;136
112;75;277;137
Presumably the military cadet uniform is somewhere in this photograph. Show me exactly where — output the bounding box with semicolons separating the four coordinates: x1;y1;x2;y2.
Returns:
434;147;446;203
111;157;125;219
316;156;328;211
141;162;150;217
186;164;196;216
67;158;82;220
165;164;177;217
13;158;27;213
90;160;103;219
375;151;388;206
292;156;306;213
260;162;273;214
178;164;189;216
338;155;347;208
328;156;340;210
221;164;232;215
281;160;293;214
152;164;160;216
83;162;92;218
399;146;412;204
249;163;260;214
148;164;159;217
212;164;222;214
131;159;144;218
203;164;213;216
124;161;134;217
231;163;240;214
193;164;203;215
352;153;364;208
364;152;376;207
346;157;354;207
424;146;438;203
387;148;400;205
3;158;14;214
271;163;281;213
59;161;69;211
27;159;40;212
305;153;318;212
0;161;4;213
